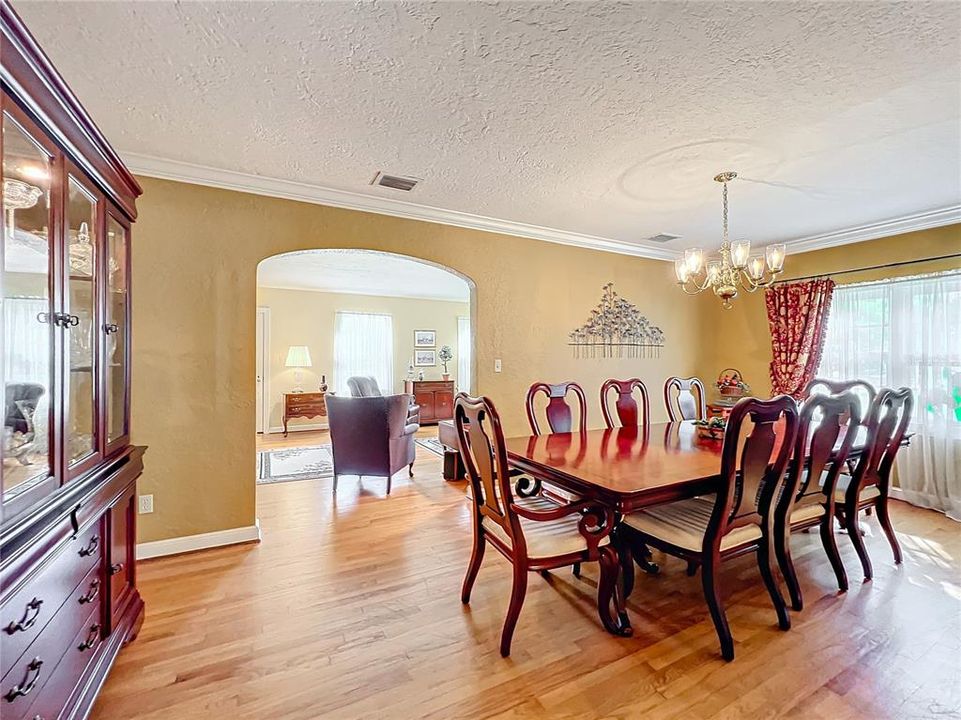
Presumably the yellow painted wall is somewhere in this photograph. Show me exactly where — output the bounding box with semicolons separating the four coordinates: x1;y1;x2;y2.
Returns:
697;224;961;396
131;177;706;543
256;286;470;430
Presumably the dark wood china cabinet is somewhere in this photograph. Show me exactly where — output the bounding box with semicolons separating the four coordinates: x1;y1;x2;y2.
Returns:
1;2;145;718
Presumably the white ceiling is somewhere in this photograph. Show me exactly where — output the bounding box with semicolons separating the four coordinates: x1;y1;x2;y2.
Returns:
257;250;471;302
15;1;961;258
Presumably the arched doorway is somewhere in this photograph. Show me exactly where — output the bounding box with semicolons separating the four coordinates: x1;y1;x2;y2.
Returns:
252;248;475;489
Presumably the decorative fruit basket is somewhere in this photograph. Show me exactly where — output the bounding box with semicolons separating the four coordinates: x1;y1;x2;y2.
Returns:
716;368;749;399
694;417;727;440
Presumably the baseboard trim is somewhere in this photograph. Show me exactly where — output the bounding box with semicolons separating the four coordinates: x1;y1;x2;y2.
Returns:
266;422;329;434
889;487;905;501
136;520;262;560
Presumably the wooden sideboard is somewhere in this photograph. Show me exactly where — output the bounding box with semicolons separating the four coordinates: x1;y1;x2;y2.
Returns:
1;4;145;718
283;392;327;436
404;380;455;424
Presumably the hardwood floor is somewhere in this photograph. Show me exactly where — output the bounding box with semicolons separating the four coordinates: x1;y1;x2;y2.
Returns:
93;432;961;719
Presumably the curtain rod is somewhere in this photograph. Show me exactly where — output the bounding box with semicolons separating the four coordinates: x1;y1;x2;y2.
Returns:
774;252;961;284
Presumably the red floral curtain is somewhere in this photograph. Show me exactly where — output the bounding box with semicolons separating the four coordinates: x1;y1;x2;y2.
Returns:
765;278;836;398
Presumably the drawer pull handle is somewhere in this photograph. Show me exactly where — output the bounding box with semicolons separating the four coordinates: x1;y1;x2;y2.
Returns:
3;657;43;702
78;624;101;652
110;562;125;576
4;598;43;635
78;536;99;557
78;579;101;605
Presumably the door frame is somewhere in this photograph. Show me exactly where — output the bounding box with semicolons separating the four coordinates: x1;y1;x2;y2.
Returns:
256;306;271;434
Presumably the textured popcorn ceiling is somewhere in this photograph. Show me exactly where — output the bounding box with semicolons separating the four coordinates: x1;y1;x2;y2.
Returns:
15;1;961;253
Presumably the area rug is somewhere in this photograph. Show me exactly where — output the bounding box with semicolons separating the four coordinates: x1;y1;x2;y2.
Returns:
415;437;446;457
257;444;334;485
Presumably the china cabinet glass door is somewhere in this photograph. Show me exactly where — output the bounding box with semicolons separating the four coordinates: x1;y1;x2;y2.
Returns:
1;108;58;511
64;169;101;475
105;212;129;449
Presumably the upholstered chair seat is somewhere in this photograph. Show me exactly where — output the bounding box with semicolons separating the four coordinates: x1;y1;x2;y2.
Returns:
481;498;611;559
789;501;826;523
622;496;762;553
832;474;881;502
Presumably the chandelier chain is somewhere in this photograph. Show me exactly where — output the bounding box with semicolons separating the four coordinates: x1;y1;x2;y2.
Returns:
722;180;729;246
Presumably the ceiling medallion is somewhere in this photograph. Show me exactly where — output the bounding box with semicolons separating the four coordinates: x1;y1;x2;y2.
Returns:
674;171;786;308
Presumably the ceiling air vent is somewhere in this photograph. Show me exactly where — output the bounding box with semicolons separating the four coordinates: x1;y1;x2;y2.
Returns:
370;171;420;192
647;233;682;243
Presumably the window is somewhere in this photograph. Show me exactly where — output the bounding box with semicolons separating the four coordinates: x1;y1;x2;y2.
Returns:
333;312;393;395
818;272;961;413
818;271;961;519
457;316;471;394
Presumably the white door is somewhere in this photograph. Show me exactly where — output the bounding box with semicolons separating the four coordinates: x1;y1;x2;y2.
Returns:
255;308;269;433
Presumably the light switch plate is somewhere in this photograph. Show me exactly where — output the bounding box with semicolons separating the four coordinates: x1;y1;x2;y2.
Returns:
494;359;502;373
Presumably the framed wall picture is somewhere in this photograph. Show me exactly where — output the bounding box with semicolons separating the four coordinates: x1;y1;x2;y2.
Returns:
414;330;436;348
414;349;436;366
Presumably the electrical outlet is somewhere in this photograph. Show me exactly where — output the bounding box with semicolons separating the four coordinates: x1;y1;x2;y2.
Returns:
138;494;154;514
494;358;502;373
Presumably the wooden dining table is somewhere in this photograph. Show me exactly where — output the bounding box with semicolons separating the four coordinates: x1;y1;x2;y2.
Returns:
504;421;873;515
503;420;876;635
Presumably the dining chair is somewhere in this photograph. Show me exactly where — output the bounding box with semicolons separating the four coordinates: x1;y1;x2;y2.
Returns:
454;393;626;656
525;381;588;434
774;391;860;610
804;378;876;426
616;395;799;661
600;378;651;430
663;376;707;422
836;387;913;581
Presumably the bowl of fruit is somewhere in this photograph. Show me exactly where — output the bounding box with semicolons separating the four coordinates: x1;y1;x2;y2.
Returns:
716;368;749;399
694;417;727;440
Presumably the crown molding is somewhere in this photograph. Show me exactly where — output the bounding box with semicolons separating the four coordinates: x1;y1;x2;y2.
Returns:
122;152;677;261
785;205;961;254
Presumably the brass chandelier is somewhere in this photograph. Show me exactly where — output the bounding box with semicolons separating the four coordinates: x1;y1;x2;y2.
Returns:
674;171;786;308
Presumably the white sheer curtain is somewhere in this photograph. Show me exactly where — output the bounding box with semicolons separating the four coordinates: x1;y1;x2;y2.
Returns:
4;297;49;383
818;272;961;520
457;315;471;394
333;311;393;395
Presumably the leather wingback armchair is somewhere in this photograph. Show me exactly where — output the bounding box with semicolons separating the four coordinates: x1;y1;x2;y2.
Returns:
326;393;419;495
346;375;420;425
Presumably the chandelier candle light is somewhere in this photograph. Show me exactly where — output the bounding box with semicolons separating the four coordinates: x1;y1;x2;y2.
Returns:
674;171;786;308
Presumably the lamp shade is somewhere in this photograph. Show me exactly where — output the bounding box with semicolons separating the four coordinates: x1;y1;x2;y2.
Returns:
285;345;312;368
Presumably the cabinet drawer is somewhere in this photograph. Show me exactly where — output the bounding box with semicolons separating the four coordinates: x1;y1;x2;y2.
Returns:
1;568;102;720
1;519;103;679
22;604;102;720
286;402;325;415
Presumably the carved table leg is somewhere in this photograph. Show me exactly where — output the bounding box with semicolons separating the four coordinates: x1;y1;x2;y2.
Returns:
597;546;633;637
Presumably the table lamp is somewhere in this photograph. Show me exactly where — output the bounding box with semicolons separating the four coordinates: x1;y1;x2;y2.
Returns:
285;345;312;392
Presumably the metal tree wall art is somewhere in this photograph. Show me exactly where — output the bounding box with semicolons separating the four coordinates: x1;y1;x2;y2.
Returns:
569;283;665;358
